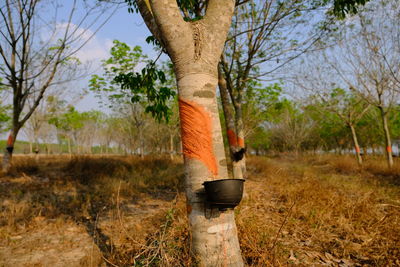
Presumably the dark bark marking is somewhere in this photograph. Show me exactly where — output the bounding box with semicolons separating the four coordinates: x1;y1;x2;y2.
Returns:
219;159;227;166
232;148;246;162
194;90;215;98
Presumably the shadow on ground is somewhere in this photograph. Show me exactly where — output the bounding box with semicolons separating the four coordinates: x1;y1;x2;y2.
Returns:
0;155;185;266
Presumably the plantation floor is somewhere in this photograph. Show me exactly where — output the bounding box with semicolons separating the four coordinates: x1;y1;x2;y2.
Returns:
0;155;399;266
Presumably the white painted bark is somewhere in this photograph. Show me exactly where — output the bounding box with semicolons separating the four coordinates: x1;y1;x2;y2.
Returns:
138;1;244;265
234;114;247;179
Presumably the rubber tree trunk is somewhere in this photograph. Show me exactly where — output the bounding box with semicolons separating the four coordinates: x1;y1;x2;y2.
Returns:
2;128;19;172
218;67;243;179
178;73;243;266
349;123;362;166
233;95;247;179
138;1;244;265
379;107;393;168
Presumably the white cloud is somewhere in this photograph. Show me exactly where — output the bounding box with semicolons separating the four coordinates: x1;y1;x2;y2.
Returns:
75;35;114;63
75;43;106;63
53;22;113;64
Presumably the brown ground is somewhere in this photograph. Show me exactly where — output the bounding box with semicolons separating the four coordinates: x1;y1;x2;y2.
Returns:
0;154;399;266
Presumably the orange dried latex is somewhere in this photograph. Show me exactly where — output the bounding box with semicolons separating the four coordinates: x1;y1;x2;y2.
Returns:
238;136;245;148
227;129;244;148
7;133;13;147
179;98;218;176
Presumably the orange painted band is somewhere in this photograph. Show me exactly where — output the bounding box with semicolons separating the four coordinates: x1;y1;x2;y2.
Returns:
179;98;218;176
227;129;237;146
355;146;360;153
238;137;245;148
227;129;245;148
7;134;13;147
387;146;392;153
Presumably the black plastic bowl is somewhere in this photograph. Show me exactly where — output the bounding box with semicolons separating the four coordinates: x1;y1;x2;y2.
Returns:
203;179;245;209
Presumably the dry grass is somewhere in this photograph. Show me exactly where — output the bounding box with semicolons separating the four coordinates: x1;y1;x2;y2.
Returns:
0;154;399;266
237;155;400;266
0;155;188;266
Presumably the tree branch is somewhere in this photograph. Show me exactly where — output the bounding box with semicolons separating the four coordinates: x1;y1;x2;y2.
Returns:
147;0;190;56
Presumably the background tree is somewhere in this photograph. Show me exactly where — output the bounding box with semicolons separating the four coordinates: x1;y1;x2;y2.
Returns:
331;0;372;19
0;79;11;141
49;106;85;156
268;100;315;153
306;105;349;154
0;102;11;135
0;0;116;171
325;0;400;167
218;0;331;179
0;107;10;133
89;40;179;157
239;82;287;155
293;52;370;164
22;95;63;154
90;40;175;122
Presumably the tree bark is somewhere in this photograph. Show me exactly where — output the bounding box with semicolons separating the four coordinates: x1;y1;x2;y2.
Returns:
138;0;244;265
234;109;247;178
2;128;19;172
349;123;363;166
178;73;243;266
379;107;393;168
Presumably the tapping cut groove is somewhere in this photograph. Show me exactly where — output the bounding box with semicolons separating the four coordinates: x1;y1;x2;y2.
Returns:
192;22;203;61
179;98;218;176
7;133;13;147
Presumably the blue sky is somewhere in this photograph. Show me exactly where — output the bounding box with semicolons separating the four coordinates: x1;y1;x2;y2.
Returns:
1;2;153;139
64;3;158;112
